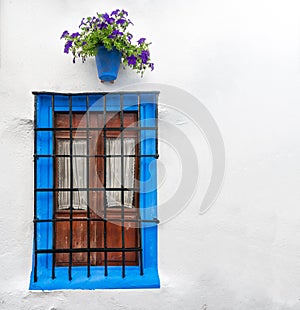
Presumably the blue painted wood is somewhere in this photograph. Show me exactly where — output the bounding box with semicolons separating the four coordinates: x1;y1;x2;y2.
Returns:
36;94;53;272
140;102;158;270
30;266;159;290
30;92;159;290
52;94;139;113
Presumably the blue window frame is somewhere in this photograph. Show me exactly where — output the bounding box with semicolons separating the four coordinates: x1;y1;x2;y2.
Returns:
30;92;160;290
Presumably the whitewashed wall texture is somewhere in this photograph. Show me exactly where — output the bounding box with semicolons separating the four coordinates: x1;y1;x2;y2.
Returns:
0;0;300;309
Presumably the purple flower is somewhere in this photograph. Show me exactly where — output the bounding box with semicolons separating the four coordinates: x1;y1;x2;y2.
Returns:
127;55;137;66
60;30;69;39
82;41;87;46
127;34;133;42
108;29;123;38
107;17;115;24
116;18;126;25
111;9;120;16
71;32;80;38
102;13;115;24
102;13;109;20
64;40;73;54
137;38;146;45
98;22;107;30
149;63;154;71
121;9;128;16
79;18;85;28
140;50;150;64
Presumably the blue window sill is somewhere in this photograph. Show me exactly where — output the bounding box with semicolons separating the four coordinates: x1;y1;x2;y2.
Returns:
30;267;160;290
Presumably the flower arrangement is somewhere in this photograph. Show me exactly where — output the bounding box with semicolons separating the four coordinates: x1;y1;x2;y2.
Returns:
61;9;154;77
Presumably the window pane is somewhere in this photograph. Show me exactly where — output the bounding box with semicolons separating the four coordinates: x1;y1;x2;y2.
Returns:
57;139;87;210
106;138;136;208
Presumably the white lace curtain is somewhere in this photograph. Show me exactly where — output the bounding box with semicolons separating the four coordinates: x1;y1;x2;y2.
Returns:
106;138;136;208
58;139;87;210
57;138;136;210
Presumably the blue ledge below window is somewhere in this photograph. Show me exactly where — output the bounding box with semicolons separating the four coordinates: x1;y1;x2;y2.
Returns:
30;267;160;290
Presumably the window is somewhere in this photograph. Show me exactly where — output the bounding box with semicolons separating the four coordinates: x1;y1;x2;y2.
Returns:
30;92;159;290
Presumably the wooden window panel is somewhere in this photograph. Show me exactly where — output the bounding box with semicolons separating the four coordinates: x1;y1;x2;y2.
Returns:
54;112;139;267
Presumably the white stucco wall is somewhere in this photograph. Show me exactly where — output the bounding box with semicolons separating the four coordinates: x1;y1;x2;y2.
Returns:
1;0;300;309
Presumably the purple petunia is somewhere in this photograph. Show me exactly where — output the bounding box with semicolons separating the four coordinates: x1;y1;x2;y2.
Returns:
98;22;107;30
127;55;137;66
107;17;115;24
111;9;120;16
79;18;85;28
149;63;154;71
140;50;150;64
60;30;69;39
102;13;115;24
71;32;80;38
121;9;128;16
116;18;126;25
127;34;133;42
137;38;146;45
82;41;87;46
64;40;73;54
108;29;123;38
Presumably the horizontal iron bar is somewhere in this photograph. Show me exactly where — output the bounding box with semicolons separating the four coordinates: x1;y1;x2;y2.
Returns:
36;187;138;192
34;218;160;224
36;247;142;254
32;91;160;96
35;127;157;131
34;154;159;158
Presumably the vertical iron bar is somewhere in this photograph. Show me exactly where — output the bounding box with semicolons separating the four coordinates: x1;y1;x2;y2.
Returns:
120;95;125;278
86;95;91;277
68;96;73;281
137;94;144;275
51;95;56;279
138;215;144;276
103;95;108;276
33;95;38;282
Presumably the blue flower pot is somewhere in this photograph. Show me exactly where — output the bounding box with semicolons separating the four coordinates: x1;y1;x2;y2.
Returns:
95;46;122;82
